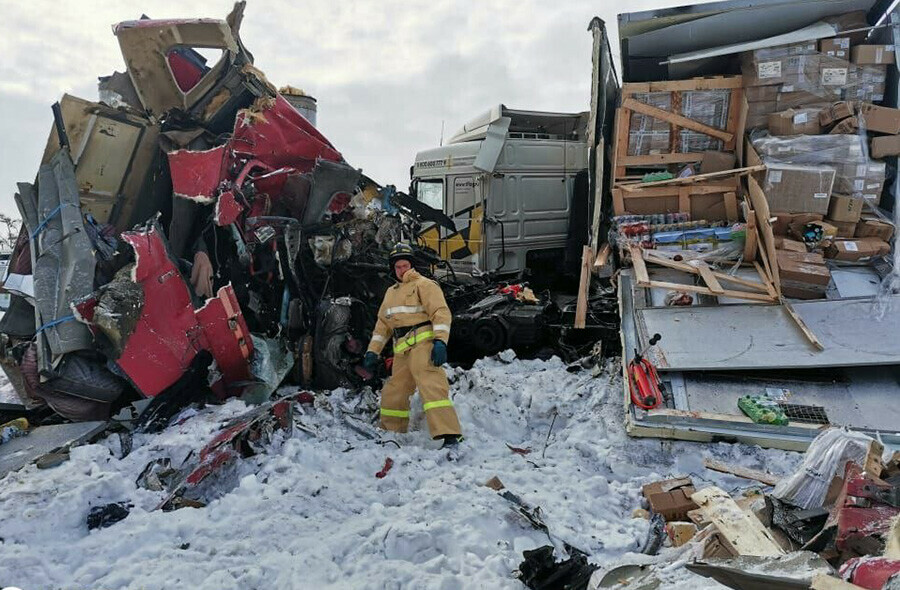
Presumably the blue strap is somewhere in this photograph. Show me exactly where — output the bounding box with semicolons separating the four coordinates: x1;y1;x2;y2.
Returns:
30;203;76;240
36;314;76;333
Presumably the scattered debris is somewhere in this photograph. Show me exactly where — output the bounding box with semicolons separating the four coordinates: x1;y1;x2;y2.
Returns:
703;458;780;487
375;457;393;479
86;502;132;530
518;545;597;590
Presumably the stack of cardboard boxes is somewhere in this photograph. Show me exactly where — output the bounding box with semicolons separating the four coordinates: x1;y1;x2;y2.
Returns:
743;38;892;131
740;38;899;299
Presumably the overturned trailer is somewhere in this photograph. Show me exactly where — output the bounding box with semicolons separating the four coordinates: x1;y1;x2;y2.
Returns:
588;0;900;450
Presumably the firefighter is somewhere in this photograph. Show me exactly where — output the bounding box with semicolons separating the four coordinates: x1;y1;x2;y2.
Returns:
363;243;463;448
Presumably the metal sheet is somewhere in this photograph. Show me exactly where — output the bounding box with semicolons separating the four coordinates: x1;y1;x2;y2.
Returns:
636;296;900;370
675;366;900;432
0;421;106;480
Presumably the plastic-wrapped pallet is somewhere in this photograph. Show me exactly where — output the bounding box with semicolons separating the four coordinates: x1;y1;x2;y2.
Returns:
742;42;888;108
626;90;730;156
752;132;880;200
772;427;879;509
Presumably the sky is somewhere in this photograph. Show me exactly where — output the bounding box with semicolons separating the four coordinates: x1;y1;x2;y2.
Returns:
0;0;708;219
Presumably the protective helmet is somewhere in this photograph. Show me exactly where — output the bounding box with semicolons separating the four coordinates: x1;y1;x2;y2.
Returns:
389;243;414;270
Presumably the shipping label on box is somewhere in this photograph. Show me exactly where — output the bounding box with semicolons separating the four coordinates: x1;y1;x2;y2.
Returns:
822;67;849;86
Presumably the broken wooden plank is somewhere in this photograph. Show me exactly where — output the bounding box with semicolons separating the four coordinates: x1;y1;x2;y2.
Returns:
695;261;725;295
640;279;778;303
574;245;592;329
622;97;734;143
641;250;771;294
616;165;765;191
622;76;743;94
691;486;784;557
782;300;825;351
618;152;705;167
702;458;779;486
810;574;867;590
630;245;651;285
593;243;611;268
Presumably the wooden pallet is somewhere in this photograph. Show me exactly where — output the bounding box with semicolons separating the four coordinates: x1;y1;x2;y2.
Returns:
613;76;744;181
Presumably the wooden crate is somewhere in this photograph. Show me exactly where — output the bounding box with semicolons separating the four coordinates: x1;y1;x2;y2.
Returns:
612;181;740;222
613;76;744;181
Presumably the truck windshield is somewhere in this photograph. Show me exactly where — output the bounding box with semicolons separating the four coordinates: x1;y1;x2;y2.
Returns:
417;179;443;210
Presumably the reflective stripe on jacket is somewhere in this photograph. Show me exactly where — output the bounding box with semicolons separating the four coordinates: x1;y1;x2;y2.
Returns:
367;269;452;355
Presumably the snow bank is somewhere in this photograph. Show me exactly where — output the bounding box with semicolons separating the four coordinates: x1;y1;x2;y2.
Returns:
0;355;802;589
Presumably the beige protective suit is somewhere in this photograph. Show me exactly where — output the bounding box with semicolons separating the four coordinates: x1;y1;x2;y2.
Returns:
367;269;461;438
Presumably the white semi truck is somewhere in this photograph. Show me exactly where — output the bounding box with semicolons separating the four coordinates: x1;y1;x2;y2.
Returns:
411;106;590;280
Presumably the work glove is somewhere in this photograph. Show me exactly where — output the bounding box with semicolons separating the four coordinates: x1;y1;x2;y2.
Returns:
363;351;379;372
431;340;447;366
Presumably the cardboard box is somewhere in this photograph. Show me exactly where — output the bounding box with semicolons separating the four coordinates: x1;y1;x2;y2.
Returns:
746;85;780;102
699;151;736;174
742;51;818;86
776;249;825;265
781;281;828;299
833;161;886;198
819;37;851;59
856;217;895;241
768;108;823;135
871;134;900;158
851;44;896;65
666;522;699;548
762;164;835;214
642;478;698;521
776;89;832;111
819;101;855;126
748;100;778;115
826;219;858;238
778;256;831;287
857;103;900;134
774;236;807;252
830;116;859;134
818;55;852;88
771;212;792;236
827;194;864;223
825;237;891;261
789;219;837;241
746;113;770;129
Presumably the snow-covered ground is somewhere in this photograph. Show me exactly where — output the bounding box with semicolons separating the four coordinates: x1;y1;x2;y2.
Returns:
0;354;803;590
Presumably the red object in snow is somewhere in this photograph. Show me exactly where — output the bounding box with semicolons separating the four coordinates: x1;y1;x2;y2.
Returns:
840;557;900;590
823;462;900;558
296;391;315;405
376;457;394;479
628;356;663;410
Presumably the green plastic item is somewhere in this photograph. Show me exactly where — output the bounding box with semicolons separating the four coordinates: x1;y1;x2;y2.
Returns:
738;395;789;426
641;172;674;183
